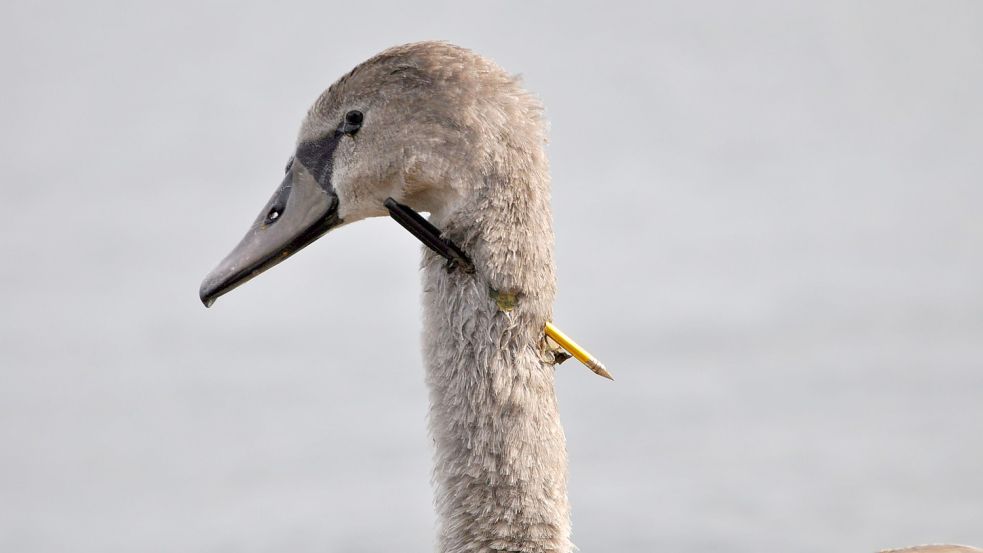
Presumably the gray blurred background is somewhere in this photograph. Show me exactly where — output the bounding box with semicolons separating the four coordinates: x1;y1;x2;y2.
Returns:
2;1;981;552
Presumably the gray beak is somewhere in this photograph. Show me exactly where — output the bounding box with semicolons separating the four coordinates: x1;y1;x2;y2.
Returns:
199;162;341;307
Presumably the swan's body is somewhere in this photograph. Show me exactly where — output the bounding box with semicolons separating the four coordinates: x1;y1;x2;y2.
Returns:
198;41;980;553
201;42;570;552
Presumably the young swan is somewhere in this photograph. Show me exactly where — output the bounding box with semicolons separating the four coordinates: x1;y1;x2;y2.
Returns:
200;41;979;553
200;42;570;552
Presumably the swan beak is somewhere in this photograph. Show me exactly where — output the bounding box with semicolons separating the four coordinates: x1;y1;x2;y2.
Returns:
199;164;340;307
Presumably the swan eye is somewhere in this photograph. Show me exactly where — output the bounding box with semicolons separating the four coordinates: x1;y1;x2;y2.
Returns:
345;110;363;127
341;110;363;134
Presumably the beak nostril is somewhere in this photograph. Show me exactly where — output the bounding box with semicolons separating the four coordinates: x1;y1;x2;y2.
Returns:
266;208;281;224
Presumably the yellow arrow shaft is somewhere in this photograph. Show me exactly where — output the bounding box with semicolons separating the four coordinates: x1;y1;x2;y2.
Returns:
545;322;613;380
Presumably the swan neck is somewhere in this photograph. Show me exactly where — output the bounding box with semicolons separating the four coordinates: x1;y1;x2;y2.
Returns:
421;158;571;553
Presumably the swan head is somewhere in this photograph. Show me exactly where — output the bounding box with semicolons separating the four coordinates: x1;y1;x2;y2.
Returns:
199;41;539;307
